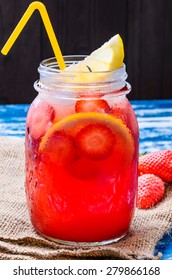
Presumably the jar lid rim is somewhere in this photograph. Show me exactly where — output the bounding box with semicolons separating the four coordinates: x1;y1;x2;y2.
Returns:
39;56;126;75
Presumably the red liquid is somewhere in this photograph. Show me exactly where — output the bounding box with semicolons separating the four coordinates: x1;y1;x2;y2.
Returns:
25;96;138;243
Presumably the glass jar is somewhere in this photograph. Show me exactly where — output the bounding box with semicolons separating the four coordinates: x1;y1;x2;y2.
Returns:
25;56;139;246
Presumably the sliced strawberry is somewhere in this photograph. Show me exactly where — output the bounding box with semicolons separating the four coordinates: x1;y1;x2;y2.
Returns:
75;123;116;160
75;99;110;113
27;100;56;139
41;131;77;166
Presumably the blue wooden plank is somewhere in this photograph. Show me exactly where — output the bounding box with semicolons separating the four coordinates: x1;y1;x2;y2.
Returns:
0;104;29;137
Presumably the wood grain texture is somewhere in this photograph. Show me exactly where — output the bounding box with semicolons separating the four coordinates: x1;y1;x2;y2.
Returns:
139;0;166;100
162;0;172;99
0;0;171;103
0;0;41;103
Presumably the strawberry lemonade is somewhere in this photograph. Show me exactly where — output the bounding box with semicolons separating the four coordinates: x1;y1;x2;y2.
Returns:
25;35;139;245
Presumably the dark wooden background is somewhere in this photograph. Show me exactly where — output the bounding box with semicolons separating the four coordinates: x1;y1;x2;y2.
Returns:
0;0;172;104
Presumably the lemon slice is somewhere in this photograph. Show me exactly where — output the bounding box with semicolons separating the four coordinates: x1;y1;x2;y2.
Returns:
65;34;124;73
85;34;124;71
39;112;134;163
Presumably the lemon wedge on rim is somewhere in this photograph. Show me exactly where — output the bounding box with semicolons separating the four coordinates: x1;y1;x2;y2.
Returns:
65;34;124;73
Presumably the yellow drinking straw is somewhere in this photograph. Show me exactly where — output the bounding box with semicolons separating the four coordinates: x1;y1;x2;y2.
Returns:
1;1;66;70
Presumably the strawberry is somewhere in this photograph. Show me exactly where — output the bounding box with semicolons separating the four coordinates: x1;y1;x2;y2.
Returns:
75;123;116;160
136;174;165;209
139;150;172;182
109;107;126;124
40;131;77;166
75;99;110;113
27;100;56;139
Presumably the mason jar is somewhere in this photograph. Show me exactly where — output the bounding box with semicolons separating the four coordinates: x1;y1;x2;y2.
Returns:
25;56;139;246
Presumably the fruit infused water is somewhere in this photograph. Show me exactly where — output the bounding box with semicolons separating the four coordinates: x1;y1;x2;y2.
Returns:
25;35;139;245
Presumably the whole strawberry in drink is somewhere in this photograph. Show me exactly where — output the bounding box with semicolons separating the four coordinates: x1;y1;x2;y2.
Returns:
25;35;139;245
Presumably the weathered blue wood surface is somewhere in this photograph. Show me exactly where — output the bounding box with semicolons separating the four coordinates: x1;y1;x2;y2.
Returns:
0;100;172;259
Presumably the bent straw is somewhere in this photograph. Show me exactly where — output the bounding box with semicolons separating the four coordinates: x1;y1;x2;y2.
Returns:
1;1;66;70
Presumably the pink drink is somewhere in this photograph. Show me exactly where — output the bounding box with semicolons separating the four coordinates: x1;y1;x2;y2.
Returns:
25;57;139;245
